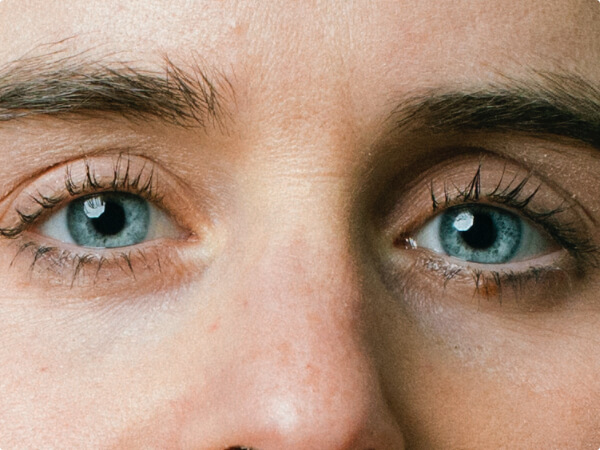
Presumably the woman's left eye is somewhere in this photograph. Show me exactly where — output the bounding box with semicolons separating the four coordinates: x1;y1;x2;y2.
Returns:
414;204;555;264
38;192;180;248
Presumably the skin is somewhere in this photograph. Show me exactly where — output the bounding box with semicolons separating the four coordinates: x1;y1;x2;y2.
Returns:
0;0;599;448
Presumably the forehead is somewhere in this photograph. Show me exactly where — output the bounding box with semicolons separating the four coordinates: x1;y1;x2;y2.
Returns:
2;1;598;70
0;0;598;133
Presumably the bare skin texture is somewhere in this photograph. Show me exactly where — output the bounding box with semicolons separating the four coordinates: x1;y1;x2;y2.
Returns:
0;0;599;448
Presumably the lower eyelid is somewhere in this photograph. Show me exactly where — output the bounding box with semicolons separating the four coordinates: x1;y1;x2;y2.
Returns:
381;248;578;312
2;234;201;299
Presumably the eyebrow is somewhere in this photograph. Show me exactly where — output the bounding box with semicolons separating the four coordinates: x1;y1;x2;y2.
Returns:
390;72;600;150
0;51;232;128
1;53;598;151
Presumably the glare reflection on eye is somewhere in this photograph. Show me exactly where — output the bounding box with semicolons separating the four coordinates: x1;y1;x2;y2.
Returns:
38;192;180;249
414;204;554;264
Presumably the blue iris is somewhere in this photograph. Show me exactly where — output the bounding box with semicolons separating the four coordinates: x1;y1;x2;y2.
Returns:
439;205;522;264
67;193;150;248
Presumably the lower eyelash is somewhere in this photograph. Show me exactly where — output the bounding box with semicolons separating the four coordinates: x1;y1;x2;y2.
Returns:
471;266;571;307
417;252;576;310
11;239;164;288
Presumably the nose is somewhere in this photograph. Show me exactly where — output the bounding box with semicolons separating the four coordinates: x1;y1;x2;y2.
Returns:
172;231;406;449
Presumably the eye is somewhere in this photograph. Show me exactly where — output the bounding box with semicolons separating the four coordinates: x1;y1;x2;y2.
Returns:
414;204;555;264
38;192;180;248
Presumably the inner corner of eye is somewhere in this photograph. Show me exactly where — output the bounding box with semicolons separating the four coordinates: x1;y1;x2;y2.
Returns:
393;234;418;250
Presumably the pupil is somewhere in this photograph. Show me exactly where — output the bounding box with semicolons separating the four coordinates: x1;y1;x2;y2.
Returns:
458;212;497;249
90;200;126;236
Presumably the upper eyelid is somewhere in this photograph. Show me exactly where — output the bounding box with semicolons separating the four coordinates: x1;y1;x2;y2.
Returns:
428;164;566;225
381;154;595;246
67;155;161;200
0;154;196;239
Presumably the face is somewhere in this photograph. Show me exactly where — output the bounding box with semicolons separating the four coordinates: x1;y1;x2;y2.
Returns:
0;0;599;447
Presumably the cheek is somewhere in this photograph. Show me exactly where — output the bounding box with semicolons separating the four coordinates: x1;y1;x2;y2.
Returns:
401;353;600;446
374;286;600;446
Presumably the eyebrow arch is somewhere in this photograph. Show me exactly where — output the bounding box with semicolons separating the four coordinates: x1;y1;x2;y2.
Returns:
390;72;600;150
0;51;233;129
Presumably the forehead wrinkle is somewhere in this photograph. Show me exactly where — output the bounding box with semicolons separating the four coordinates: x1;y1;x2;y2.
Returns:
0;46;235;131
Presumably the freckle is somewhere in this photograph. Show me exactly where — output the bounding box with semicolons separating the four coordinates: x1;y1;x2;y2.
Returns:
270;342;292;365
305;363;320;376
208;319;220;333
233;22;248;37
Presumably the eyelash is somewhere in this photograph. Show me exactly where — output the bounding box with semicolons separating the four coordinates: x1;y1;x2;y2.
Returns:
0;155;177;288
1;156;162;238
430;163;598;264
398;161;599;304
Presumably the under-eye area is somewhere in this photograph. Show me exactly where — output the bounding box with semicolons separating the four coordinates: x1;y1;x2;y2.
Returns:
380;152;600;310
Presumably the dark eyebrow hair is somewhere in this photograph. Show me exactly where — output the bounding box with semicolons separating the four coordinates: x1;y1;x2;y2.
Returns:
1;51;598;150
0;51;233;128
391;72;600;150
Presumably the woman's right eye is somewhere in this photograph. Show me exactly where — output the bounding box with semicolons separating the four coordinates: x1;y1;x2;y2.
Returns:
413;203;556;265
38;192;181;249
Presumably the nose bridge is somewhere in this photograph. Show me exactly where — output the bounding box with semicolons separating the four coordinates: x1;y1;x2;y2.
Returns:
227;160;365;342
235;200;370;357
244;228;360;321
174;225;405;448
228;228;368;396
